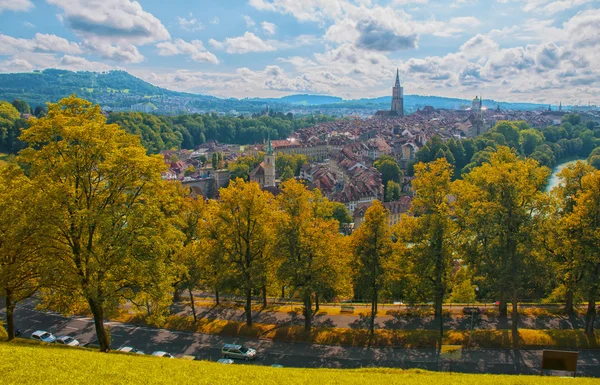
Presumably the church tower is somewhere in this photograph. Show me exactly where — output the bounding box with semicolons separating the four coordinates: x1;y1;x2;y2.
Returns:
264;133;276;187
391;69;404;117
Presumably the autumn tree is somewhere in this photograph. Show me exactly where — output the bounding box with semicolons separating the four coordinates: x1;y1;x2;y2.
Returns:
544;161;594;314
18;96;176;351
276;180;351;331
562;170;600;335
454;147;549;346
0;165;45;340
207;179;274;326
351;200;393;338
172;192;207;323
395;158;456;339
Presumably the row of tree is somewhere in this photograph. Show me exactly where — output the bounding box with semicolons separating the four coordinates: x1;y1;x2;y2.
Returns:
411;114;599;179
0;98;337;156
1;97;599;354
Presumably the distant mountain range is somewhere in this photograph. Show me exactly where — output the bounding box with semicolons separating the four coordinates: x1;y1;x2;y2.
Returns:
0;69;571;114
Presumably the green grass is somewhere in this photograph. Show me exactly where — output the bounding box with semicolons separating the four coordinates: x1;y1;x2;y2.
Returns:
0;340;596;385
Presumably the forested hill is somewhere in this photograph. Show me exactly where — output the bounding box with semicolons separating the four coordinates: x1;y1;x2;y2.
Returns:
0;69;212;110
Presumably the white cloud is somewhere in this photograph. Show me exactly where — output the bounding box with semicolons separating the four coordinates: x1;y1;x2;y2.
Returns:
261;21;277;36
520;0;593;14
450;16;481;26
209;32;276;54
244;15;256;27
211;16;220;25
0;0;33;13
178;16;204;32
0;52;114;73
84;42;144;63
24;21;35;28
47;0;170;44
0;33;82;55
156;39;219;64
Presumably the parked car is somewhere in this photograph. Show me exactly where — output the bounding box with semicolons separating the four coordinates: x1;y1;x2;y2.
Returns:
151;351;174;358
217;358;234;364
56;336;80;346
221;344;257;360
463;307;481;316
31;330;56;343
118;346;145;355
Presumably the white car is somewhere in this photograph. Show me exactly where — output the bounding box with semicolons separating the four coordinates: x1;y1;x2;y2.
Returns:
56;336;80;346
221;344;257;360
118;346;145;355
217;358;234;364
151;351;174;358
31;330;56;343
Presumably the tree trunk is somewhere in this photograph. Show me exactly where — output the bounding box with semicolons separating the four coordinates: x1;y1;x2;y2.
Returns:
565;288;575;315
245;286;253;327
5;289;15;341
315;292;320;313
303;291;312;332
189;287;197;323
512;286;519;347
499;289;508;317
585;287;597;336
215;287;220;305
369;287;377;337
262;285;267;310
88;298;110;352
435;287;444;340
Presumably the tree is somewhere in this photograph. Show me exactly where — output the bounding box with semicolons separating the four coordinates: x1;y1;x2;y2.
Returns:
207;179;274;326
375;158;402;187
18;96;176;352
546;161;594;314
454;147;549;346
351;201;393;338
276;180;351;331
33;106;47;118
0;165;44;340
490;121;521;150
520;129;544;156
330;202;352;227
173;193;207;323
11;99;31;114
385;180;401;202
212;152;217;169
562;170;600;335
395;158;456;340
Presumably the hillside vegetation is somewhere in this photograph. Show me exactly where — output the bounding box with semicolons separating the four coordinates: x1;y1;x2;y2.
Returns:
0;341;595;385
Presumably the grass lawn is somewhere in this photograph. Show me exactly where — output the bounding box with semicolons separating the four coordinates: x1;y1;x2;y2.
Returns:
0;340;596;385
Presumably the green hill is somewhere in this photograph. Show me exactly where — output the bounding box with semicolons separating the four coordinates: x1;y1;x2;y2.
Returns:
0;69;213;110
0;340;595;385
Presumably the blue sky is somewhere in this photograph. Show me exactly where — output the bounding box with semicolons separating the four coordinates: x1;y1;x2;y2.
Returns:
0;0;599;104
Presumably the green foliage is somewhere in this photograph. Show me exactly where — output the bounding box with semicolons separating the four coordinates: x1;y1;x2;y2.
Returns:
384;180;401;202
275;153;308;177
330;202;352;225
374;156;403;187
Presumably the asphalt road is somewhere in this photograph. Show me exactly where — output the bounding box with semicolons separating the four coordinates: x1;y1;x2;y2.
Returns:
4;304;600;377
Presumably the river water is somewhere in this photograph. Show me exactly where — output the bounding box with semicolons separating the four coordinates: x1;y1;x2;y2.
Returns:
546;159;584;192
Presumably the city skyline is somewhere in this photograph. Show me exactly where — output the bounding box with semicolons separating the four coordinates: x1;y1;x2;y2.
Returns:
0;0;599;105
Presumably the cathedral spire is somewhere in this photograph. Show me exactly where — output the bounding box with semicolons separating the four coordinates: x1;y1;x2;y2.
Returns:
395;68;400;86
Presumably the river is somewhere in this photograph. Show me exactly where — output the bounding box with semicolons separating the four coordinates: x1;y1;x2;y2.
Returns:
546;159;584;191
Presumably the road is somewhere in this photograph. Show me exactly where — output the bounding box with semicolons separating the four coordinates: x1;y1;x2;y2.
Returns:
3;304;600;377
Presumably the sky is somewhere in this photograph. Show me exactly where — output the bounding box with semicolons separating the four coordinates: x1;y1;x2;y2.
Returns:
0;0;599;105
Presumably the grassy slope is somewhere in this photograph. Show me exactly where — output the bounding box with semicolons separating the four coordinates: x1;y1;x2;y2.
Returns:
0;341;595;385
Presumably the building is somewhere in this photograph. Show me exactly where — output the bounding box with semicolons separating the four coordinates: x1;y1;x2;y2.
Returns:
472;96;482;111
352;196;412;229
250;135;276;187
375;69;404;117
